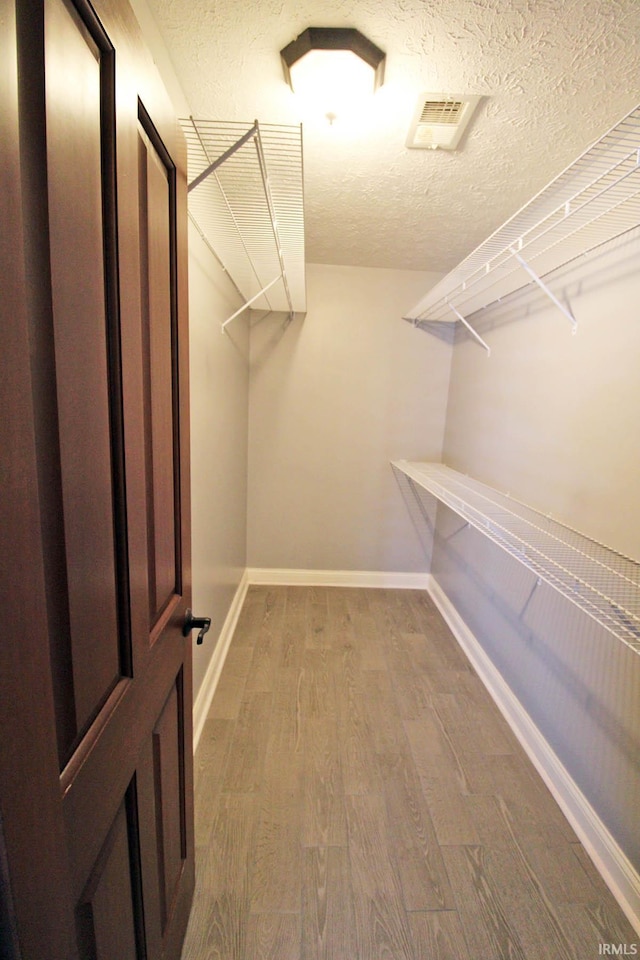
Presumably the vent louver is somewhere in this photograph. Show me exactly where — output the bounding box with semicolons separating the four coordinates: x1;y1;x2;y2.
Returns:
419;99;464;125
407;93;481;151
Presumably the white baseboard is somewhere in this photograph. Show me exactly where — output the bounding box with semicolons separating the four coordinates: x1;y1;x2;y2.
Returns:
427;574;640;936
246;567;430;589
192;570;249;752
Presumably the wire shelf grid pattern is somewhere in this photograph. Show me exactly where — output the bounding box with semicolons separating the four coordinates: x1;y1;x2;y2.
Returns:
393;461;640;653
406;105;640;326
180;119;306;316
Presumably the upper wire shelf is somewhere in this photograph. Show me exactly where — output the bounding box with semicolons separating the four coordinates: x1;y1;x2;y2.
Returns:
393;460;640;654
404;104;640;351
180;119;306;326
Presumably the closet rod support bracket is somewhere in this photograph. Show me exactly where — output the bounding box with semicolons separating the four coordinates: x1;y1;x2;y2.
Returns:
221;273;283;331
510;249;577;333
448;303;491;356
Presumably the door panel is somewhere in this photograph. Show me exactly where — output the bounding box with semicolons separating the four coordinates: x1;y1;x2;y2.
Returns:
45;0;125;764
76;800;140;960
0;1;78;953
153;680;187;931
138;117;180;628
0;0;194;956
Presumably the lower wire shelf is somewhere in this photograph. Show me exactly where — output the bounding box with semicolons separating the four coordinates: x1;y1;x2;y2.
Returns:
392;460;640;653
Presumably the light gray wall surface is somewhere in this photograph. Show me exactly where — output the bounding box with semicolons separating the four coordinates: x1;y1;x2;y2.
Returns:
189;223;250;701
432;502;640;873
430;232;640;874
442;230;640;560
247;262;449;572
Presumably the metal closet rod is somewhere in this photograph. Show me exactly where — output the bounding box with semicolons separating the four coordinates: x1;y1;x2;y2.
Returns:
187;119;295;328
221;273;283;330
253;125;295;320
210;165;277;320
410;241;582;350
405;104;640;336
439;146;640;317
189;120;277;321
187;122;258;193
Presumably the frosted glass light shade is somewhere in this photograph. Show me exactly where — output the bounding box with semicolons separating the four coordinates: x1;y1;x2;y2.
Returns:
280;28;385;120
288;49;377;116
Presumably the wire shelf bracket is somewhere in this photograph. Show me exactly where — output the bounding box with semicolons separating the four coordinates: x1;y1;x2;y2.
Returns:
392;460;640;654
510;248;577;333
448;302;491;355
220;273;283;331
181;118;306;330
187;122;258;194
404;104;640;346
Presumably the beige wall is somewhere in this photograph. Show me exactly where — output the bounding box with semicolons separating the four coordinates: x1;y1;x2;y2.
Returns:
247;262;449;572
442;229;640;560
189;223;249;699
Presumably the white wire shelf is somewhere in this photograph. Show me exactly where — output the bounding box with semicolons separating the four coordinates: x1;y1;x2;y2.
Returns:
180;119;306;324
393;461;640;654
404;104;640;346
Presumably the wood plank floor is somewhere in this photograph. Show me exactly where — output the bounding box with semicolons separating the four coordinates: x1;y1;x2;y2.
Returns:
181;586;637;960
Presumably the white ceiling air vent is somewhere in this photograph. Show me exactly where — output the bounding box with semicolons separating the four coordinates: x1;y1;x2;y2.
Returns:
407;93;481;150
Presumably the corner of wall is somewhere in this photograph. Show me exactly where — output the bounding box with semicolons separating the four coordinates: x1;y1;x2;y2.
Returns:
192;570;249;751
127;0;191;117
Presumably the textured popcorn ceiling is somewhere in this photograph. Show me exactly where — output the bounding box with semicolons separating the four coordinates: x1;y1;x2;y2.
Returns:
145;0;640;272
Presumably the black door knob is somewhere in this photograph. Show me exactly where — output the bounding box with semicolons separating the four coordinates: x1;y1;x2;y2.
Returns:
182;609;211;645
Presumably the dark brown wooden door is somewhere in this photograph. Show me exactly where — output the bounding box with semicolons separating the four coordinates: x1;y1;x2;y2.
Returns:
1;0;194;957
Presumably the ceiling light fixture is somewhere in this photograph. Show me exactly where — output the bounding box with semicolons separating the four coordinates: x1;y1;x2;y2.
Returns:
280;28;385;124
